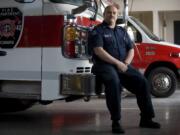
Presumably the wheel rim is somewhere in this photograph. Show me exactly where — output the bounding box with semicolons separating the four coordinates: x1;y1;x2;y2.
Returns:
152;73;172;93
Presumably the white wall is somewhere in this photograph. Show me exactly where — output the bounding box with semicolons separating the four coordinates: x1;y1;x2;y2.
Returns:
114;0;180;11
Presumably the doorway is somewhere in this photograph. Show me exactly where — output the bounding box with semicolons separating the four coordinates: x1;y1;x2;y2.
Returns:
174;21;180;45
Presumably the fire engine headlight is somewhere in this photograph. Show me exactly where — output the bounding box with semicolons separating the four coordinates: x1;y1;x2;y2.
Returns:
170;52;180;58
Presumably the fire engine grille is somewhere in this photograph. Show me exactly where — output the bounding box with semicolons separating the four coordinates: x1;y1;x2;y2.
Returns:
76;67;91;73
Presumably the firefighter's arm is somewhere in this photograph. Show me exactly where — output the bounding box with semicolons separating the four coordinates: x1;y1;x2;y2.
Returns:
94;47;128;72
124;48;134;65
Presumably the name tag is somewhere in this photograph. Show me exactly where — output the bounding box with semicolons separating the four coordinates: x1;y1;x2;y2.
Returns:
104;34;112;38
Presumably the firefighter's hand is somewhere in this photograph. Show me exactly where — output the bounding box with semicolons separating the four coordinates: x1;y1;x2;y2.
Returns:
115;61;128;73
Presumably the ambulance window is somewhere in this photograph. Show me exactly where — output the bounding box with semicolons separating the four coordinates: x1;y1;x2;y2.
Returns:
15;0;35;3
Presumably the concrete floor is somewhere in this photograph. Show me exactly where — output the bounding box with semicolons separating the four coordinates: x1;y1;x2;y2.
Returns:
0;91;180;135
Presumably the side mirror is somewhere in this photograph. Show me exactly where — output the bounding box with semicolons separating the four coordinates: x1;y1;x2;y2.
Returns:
127;26;135;42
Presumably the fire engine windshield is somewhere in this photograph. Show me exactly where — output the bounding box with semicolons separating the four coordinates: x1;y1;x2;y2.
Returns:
130;16;161;41
50;0;104;19
50;0;84;6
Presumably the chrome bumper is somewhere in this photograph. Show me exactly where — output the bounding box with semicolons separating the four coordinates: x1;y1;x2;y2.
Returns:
61;73;95;96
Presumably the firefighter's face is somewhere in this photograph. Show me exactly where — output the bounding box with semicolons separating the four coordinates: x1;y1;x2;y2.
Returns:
103;6;118;26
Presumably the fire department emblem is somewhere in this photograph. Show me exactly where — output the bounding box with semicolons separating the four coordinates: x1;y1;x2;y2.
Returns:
0;8;23;48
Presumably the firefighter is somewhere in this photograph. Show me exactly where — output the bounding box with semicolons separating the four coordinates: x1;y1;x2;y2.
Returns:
88;5;161;134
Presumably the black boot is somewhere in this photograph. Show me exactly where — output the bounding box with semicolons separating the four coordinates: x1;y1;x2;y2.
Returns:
139;118;161;129
112;121;125;134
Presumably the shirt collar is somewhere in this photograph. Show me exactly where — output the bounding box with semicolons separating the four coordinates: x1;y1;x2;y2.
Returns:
102;21;118;30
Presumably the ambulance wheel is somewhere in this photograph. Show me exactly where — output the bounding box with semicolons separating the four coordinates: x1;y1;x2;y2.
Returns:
0;98;35;113
147;67;177;97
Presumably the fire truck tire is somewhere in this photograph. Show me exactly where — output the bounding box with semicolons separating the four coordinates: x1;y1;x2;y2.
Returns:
147;67;177;97
0;98;36;113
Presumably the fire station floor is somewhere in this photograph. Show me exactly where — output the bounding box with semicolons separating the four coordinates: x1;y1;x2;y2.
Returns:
0;91;180;135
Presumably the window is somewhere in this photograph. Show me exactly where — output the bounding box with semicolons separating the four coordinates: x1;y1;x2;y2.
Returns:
130;16;160;41
50;0;103;18
15;0;35;3
50;0;84;6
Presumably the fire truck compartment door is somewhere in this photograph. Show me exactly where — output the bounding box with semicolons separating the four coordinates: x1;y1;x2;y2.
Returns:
0;0;43;81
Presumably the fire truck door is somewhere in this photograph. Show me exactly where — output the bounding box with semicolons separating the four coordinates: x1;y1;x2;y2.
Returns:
0;0;43;81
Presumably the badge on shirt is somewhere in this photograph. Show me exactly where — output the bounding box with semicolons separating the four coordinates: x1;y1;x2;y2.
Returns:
104;34;112;38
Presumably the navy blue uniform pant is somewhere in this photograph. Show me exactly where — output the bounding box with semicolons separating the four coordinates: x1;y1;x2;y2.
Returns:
92;64;155;121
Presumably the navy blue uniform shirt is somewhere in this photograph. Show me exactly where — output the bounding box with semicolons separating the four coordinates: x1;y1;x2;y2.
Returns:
89;21;134;64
